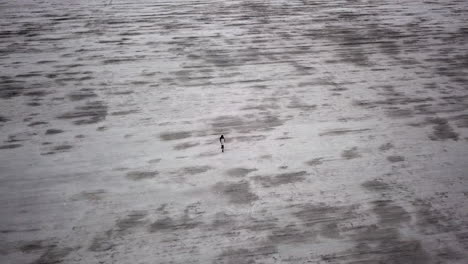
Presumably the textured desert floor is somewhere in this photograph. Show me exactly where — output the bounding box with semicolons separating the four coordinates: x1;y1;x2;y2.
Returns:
1;0;468;263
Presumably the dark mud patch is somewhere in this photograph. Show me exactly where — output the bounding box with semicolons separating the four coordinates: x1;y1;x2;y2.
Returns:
327;233;430;263
210;114;285;134
211;212;237;229
89;210;148;252
293;203;358;230
0;144;22;149
148;158;161;164
387;155;405;163
126;171;158;181
53;144;73;151
427;118;459;141
42;144;73;155
67;90;97;101
260;154;272;160
287;100;317;111
232;135;266;142
226;167;257;177
236;215;279;232
319;128;371;136
412;199;457;234
160;131;192;141
213;181;259;204
341;147;361;159
241;104;280;111
456;232;468;250
173;142;199;150
305;158;324;166
276;136;292;140
450;114;468;128
336;47;372;67
379;142;394;151
362;179;391;192
354;97;434;109
181;165;212;175
253;171;307;188
110;109;139;116
268;224;315;244
111;90;133;95
71;189;106;201
28;121;48;127
23;90;49;97
372;200;411;226
57;101;108;125
214;245;277;264
45;129;64;135
89;231;114;252
31;246;73;264
116;210;147;232
322;198;429;262
149;217;178;232
149;204;202;232
19;240;48;253
5;132;35;142
386;108;414;119
0;77;25;99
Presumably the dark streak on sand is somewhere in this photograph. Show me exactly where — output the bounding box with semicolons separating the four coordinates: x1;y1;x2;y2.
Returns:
214;181;259;204
110;109;139;116
67;90;97;101
253;171;308;188
150;203;203;232
341;147;361;159
126;171;158;181
160;131;192;141
226;167;257;177
71;189;106;201
215;245;278;264
57;101;108;125
362;179;391;192
305;158;324;166
180;165;212;175
320;128;371;136
0;144;22;149
173;142;199;150
387;155;405;163
89;231;114;252
379;142;394;151
31;246;73;264
45;129;64;135
53;144;73;151
426;117;459;141
116;211;147;232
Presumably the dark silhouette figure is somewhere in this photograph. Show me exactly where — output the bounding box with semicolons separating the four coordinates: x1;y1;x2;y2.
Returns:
219;135;225;152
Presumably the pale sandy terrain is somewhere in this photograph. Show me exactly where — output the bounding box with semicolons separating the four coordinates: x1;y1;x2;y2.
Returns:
1;0;468;263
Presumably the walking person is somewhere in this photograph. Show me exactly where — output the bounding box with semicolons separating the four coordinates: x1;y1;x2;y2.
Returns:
219;135;225;152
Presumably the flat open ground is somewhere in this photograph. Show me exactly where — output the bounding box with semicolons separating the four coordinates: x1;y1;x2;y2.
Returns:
1;0;468;263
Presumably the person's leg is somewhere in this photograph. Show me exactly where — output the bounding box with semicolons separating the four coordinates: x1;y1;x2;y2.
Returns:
221;145;224;152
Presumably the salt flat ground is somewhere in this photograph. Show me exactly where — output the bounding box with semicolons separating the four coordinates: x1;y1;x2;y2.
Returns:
1;0;468;263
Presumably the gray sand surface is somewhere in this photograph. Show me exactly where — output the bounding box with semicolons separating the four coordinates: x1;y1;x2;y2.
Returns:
1;0;468;263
